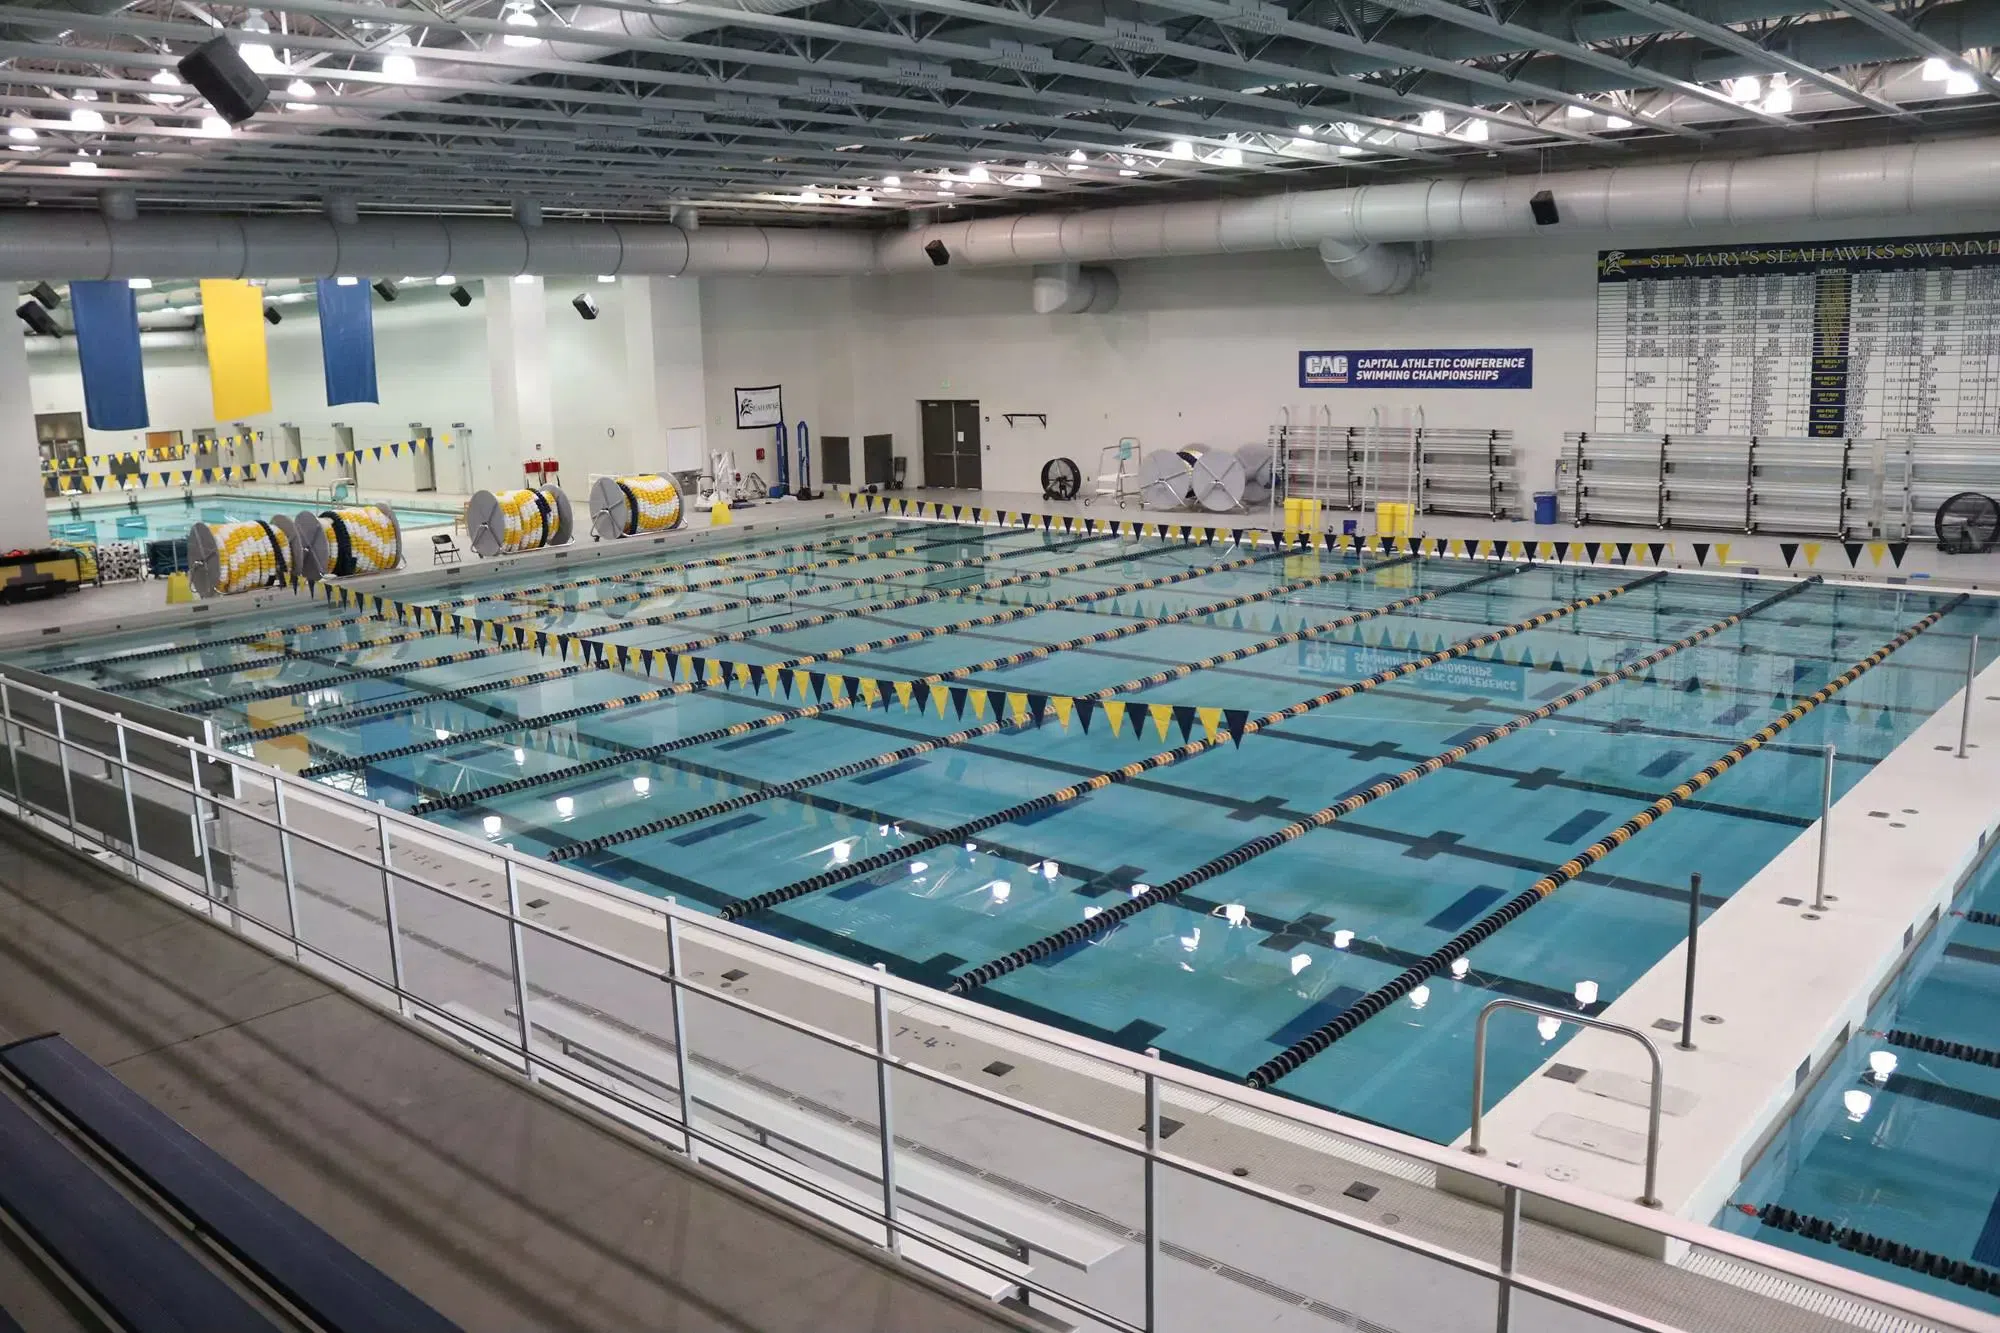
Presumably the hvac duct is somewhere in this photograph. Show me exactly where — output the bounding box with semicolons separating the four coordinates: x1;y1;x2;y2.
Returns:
1317;240;1419;296
5;134;2000;280
1031;263;1119;314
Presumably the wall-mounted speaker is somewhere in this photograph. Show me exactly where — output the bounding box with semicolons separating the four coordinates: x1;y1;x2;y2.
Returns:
448;284;472;307
29;281;60;310
1530;189;1560;226
263;303;281;325
924;239;950;267
176;36;268;126
573;292;599;320
372;279;398;302
16;302;60;337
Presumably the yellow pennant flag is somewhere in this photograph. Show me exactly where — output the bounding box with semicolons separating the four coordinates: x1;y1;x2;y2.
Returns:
1147;703;1173;741
199;279;273;418
1102;699;1127;737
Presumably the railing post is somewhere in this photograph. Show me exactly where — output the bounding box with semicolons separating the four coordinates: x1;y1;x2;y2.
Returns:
187;749;218;912
665;909;696;1159
503;859;533;1078
271;781;302;961
1144;1046;1162;1333
52;696;79;847
1494;1183;1520;1333
0;679;20;812
1959;633;1980;760
375;808;407;1015
1678;872;1701;1052
872;963;901;1257
1813;743;1835;912
113;716;140;876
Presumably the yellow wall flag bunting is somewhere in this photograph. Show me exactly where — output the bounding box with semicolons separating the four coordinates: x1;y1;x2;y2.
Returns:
199;279;273;419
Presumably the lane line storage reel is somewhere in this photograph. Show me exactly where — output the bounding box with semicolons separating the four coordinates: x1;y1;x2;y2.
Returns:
289;502;404;585
590;474;685;539
1137;447;1206;510
186;518;295;598
465;485;573;558
1189;450;1247;512
1235;443;1278;507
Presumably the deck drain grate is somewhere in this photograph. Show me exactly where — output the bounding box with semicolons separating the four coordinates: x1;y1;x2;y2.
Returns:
525;898;548;910
1139;1117;1185;1139
1342;1181;1379;1203
1543;1063;1586;1083
1651;1018;1680;1032
1777;896;1803;906
720;969;748;982
982;1061;1014;1077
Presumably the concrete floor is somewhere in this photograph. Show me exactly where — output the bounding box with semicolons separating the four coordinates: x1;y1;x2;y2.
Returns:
0;821;1035;1333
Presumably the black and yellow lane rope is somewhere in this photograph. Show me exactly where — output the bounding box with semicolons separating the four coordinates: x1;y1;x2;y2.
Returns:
304;550;1405;784
400;545;1372;816
946;575;1815;996
178;535;1194;717
221;539;1210;743
1737;1203;2000;1294
56;523;917;676
713;564;1656;925
1242;590;1968;1092
535;555;1442;860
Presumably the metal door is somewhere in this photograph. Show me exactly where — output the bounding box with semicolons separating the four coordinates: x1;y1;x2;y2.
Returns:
952;401;982;490
920;400;956;488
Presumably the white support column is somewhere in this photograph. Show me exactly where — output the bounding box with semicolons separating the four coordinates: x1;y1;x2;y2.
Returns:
622;276;707;475
0;324;51;551
484;275;555;490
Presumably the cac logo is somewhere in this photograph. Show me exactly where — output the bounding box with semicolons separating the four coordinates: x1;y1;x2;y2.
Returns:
1305;354;1348;377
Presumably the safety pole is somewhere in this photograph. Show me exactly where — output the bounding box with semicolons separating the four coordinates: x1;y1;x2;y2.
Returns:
1678;872;1701;1051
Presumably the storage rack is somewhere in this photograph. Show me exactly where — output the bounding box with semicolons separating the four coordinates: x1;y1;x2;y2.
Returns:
1556;433;2000;540
1273;410;1519;519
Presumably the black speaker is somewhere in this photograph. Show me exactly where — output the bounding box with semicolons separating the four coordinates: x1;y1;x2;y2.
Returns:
924;239;950;267
176;36;268;126
263;303;281;325
448;284;472;307
16;302;60;336
572;292;598;320
372;279;398;302
1530;189;1560;226
29;281;60;310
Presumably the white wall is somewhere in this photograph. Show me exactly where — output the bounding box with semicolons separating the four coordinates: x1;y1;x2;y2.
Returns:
699;209;2000;508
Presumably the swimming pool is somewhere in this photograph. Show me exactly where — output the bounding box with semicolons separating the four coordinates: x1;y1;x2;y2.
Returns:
1721;839;2000;1312
44;491;462;546
13;514;2000;1151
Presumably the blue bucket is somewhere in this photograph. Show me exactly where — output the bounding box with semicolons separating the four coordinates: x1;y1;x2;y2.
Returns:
1532;492;1558;525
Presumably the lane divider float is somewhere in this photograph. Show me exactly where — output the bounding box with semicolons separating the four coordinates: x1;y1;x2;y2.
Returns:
1243;591;1968;1090
952;576;1811;996
1739;1204;1998;1293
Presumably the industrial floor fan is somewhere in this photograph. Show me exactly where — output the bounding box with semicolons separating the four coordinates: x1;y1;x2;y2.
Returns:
1041;457;1082;502
1936;491;2000;554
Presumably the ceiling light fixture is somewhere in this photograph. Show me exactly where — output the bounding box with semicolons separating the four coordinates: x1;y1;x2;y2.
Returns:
1218;145;1244;166
70;107;105;132
200;115;232;137
502;1;540;47
433;274;456;285
1728;75;1762;103
239;11;283;74
127;278;152;289
1169;138;1194;159
1945;69;1979;95
381;35;416;83
1922;56;1951;81
1565;104;1593;119
1460;118;1489;142
1761;73;1794;115
67;156;98;174
965;163;990;183
1605;114;1634;130
1418;109;1446;135
148;69;185;104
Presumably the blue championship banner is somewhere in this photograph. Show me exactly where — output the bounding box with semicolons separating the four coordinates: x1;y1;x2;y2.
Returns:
1300;348;1533;389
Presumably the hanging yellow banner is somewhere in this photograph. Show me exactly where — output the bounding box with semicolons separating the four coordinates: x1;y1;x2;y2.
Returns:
199;279;272;419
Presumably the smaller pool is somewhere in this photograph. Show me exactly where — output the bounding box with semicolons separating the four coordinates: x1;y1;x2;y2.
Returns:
45;491;462;546
1722;842;2000;1313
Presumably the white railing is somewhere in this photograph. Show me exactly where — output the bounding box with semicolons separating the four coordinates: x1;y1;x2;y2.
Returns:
0;670;1992;1333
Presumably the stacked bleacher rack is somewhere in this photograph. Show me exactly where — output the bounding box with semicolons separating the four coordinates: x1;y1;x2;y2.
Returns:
1271;410;1519;519
1556;432;2000;539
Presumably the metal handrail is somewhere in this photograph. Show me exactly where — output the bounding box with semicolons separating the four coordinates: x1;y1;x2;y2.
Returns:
1467;998;1664;1208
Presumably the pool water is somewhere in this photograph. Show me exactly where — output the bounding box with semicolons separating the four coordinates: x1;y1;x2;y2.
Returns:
45;491;461;546
1721;842;2000;1313
14;515;2000;1153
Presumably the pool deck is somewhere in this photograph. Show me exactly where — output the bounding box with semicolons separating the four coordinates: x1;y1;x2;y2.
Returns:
1453;645;2000;1245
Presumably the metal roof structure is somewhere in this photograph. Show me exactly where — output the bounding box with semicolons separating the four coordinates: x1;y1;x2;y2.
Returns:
0;0;1996;223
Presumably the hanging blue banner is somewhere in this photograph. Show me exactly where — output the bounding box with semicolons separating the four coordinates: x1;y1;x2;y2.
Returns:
1299;348;1533;389
69;280;150;430
315;278;379;405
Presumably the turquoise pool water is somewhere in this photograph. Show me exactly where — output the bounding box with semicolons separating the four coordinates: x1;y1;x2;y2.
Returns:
15;516;2000;1158
1721;841;2000;1312
45;491;461;546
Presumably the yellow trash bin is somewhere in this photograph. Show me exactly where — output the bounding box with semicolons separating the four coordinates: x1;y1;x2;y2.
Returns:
165;571;195;604
710;500;733;527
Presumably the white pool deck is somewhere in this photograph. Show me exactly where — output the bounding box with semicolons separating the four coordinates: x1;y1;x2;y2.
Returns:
3;487;2000;1332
